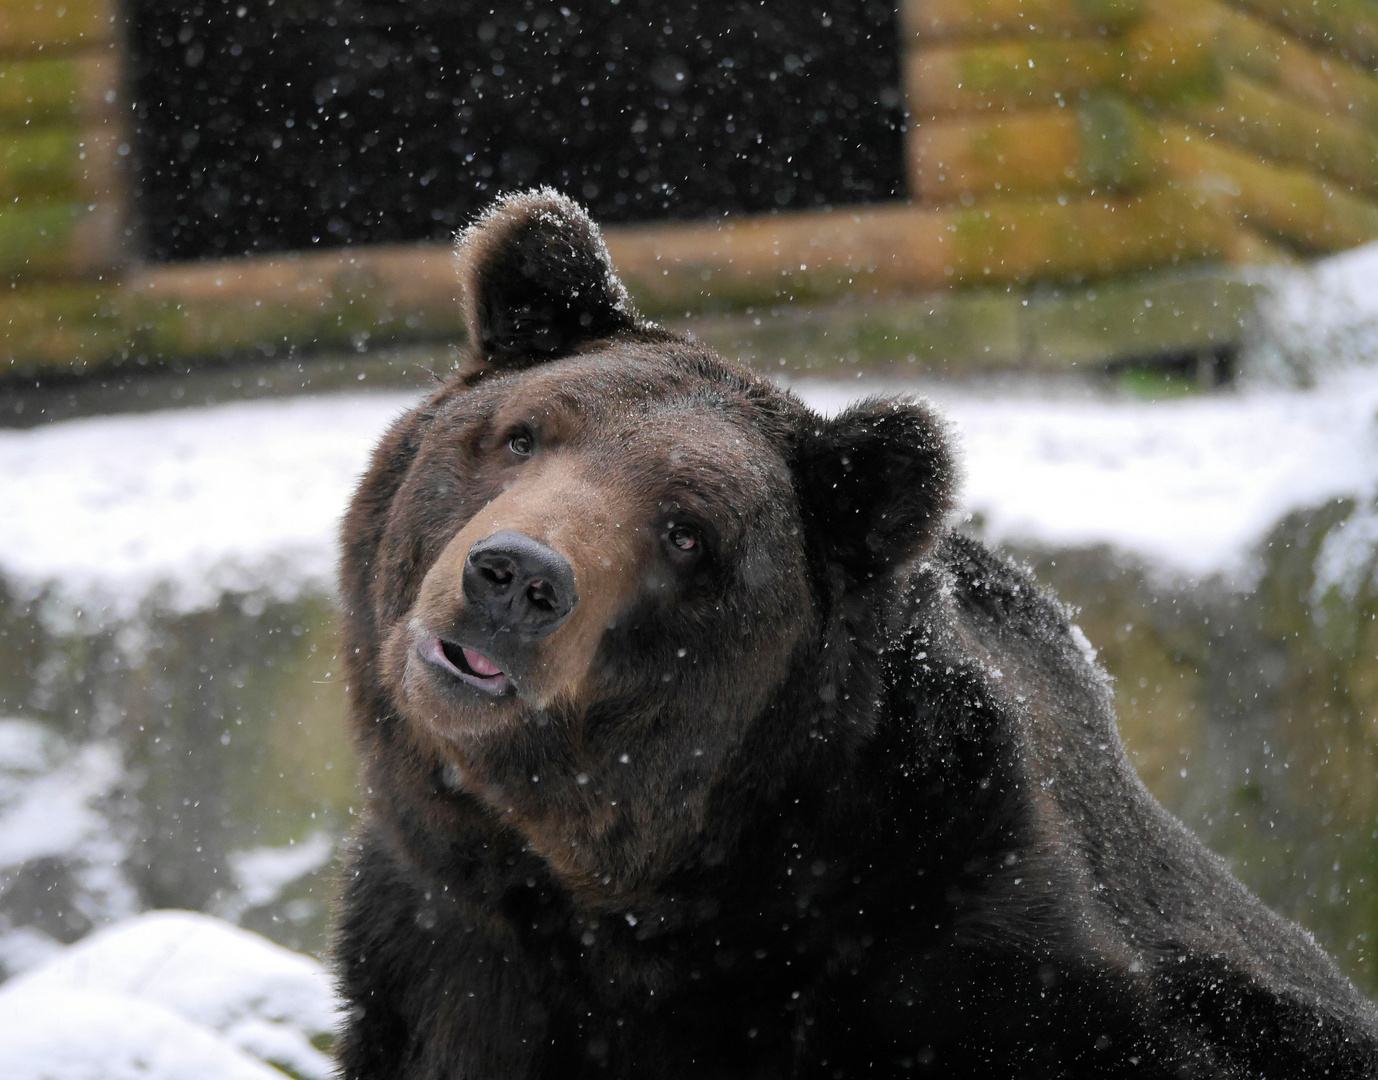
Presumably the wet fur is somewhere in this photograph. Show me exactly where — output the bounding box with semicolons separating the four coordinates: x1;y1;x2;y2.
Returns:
333;190;1378;1078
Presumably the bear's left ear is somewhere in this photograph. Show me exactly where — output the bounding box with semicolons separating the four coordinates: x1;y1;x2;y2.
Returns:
455;187;640;374
793;397;959;582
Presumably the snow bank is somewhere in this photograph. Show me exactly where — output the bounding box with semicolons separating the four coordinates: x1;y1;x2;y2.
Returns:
1;910;341;1079
799;368;1378;581
3;364;1378;613
1249;241;1378;380
0;392;419;617
0;990;287;1080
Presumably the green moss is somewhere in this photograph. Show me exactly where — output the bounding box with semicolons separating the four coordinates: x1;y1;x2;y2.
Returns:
0;57;85;125
0;127;89;197
955;39;1119;99
0;201;85;275
1235;0;1378;68
1078;94;1157;190
681;291;1025;374
1027;269;1257;369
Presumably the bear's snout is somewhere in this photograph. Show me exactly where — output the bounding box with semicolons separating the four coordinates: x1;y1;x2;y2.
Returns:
463;529;579;638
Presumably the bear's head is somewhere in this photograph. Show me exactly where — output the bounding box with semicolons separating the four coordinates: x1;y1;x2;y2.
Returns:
341;189;957;903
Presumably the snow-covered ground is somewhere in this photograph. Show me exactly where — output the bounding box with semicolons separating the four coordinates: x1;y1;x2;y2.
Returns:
2;365;1378;617
0;910;340;1080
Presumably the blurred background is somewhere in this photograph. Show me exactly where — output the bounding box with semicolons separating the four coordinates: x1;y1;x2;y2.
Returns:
3;0;1378;1075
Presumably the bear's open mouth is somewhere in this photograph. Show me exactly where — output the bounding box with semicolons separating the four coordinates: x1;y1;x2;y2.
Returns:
421;637;511;695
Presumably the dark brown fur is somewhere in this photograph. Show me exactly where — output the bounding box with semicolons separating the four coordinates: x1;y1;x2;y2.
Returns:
333;189;1378;1079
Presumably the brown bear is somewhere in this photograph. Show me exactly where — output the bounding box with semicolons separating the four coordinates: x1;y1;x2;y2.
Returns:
332;189;1378;1079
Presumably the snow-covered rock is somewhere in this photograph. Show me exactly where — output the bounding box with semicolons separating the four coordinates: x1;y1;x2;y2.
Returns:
0;717;140;973
0;910;342;1079
0;990;287;1080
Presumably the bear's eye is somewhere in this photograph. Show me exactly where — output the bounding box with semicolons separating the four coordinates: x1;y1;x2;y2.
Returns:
506;429;534;457
665;523;701;556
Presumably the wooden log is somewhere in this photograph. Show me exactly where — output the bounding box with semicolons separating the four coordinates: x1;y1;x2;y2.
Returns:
1117;13;1226;102
603;186;1235;312
911;95;1158;199
687;268;1257;375
0;200;123;276
0;126;117;200
940;183;1236;283
0;0;115;57
1155;123;1378;250
125;245;464;359
908;38;1122;112
1173;73;1378;194
903;0;1145;40
1228;0;1378;69
1024;268;1260;368
907;20;1221;114
914;109;1084;197
0;282;122;369
0;54;118;126
1209;1;1378;134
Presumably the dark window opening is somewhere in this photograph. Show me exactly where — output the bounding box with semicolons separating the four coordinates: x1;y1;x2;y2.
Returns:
127;0;907;262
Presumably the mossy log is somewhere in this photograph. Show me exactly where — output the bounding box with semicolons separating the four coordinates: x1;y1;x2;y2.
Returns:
123;246;464;360
1208;1;1378;134
603;186;1235;312
0;54;118;126
0;126;116;200
0;0;114;57
0;200;122;276
902;0;1145;40
1155;123;1378;250
0;282;122;368
908;19;1221;114
909;38;1122;112
1229;0;1378;69
690;267;1255;375
4;245;467;370
1173;74;1378;194
911;95;1158;199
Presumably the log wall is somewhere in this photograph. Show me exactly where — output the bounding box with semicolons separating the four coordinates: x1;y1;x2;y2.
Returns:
4;0;1378;375
0;0;127;369
904;0;1378;256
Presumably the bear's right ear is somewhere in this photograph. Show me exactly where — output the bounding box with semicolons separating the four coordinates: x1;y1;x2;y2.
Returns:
455;188;640;375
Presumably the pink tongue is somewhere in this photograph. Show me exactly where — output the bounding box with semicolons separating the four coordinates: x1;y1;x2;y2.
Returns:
462;647;503;678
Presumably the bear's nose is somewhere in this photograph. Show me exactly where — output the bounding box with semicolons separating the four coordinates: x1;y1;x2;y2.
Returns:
463;530;579;637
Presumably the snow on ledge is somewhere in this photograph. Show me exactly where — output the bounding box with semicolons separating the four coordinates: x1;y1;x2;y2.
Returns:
2;368;1378;617
797;368;1378;583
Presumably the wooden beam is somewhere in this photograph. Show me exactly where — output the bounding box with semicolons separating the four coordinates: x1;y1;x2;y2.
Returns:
0;54;120;127
0;126;118;200
1227;0;1378;69
907;17;1222;114
1156;123;1378;250
911;95;1159;200
902;0;1145;41
0;201;123;277
1173;74;1378;195
0;0;115;57
603;188;1235;313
